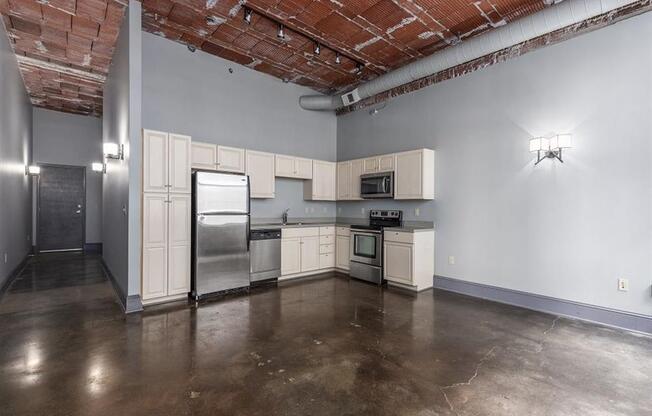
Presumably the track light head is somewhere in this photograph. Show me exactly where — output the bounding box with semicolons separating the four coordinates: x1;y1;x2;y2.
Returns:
314;43;321;55
244;7;252;24
355;63;364;74
187;44;196;53
335;53;341;65
277;24;285;39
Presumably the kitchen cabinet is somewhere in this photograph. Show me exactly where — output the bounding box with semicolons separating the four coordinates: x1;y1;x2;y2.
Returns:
363;154;395;174
142;193;191;302
363;157;380;173
319;226;335;269
304;160;336;201
191;142;217;170
337;161;351;200
281;227;321;277
335;227;350;271
281;238;301;276
301;236;320;272
246;150;275;199
383;230;434;291
275;155;313;180
395;149;435;200
143;130;192;194
350;159;364;200
217;145;245;173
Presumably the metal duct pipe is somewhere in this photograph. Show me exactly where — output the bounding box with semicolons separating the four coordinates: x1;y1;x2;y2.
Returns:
299;0;637;111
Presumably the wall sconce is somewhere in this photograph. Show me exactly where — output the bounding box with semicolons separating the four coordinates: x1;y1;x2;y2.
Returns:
91;162;106;173
25;165;40;176
530;134;572;165
103;142;124;160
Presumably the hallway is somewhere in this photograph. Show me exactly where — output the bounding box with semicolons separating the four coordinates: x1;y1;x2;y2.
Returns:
1;254;651;416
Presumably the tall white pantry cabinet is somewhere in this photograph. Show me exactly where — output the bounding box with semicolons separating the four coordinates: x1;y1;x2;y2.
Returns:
141;130;192;304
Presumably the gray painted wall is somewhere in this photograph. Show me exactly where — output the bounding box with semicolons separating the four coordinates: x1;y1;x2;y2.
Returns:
337;13;652;316
102;1;141;301
0;29;33;287
141;31;337;220
32;108;103;244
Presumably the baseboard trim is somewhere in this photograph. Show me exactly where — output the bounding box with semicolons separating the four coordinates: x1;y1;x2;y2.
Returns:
100;259;143;314
434;275;652;335
83;243;103;254
0;254;31;298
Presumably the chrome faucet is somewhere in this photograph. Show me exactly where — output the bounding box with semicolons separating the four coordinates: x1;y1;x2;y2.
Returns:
282;209;290;225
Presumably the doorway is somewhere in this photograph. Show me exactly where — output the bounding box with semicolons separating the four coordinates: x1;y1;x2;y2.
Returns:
37;164;86;252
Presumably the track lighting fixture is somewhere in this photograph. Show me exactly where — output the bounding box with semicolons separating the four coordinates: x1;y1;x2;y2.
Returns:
244;7;252;24
314;43;321;55
355;63;364;74
277;24;285;39
335;53;341;65
187;44;196;53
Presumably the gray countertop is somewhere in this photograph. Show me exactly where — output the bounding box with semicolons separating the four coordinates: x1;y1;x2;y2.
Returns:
251;217;434;233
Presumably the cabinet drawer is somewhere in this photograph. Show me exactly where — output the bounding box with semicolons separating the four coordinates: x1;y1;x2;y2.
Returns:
320;244;334;254
336;226;350;237
283;227;319;239
320;253;335;268
319;235;334;245
384;230;414;244
319;226;335;236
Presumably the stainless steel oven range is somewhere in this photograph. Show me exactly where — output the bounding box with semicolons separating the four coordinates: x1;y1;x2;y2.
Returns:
349;210;402;285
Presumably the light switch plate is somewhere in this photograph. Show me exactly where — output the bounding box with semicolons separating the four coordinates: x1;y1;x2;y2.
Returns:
448;256;455;265
415;208;420;217
618;278;629;292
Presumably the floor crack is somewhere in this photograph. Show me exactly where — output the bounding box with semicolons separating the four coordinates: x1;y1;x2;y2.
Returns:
440;346;497;414
536;316;561;353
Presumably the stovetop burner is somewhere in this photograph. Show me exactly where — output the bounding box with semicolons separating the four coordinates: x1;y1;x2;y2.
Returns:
350;210;402;231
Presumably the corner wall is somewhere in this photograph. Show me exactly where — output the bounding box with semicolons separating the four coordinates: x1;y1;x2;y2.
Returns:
101;0;141;309
141;31;338;220
337;12;652;317
0;28;33;287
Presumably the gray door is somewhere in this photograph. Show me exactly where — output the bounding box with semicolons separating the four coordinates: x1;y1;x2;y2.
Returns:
38;165;85;252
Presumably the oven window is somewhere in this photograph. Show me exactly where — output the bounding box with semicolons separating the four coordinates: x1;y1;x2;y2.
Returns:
354;234;377;258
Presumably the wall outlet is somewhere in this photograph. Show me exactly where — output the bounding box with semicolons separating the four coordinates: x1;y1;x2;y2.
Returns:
618;278;629;292
3;253;7;264
361;208;365;215
415;208;420;217
448;255;455;265
338;207;342;214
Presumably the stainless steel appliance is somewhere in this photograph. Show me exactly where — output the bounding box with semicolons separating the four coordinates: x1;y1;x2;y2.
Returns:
192;171;250;299
350;210;402;285
250;228;281;283
360;172;394;199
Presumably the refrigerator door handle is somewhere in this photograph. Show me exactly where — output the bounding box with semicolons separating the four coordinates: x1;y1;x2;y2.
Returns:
246;219;251;252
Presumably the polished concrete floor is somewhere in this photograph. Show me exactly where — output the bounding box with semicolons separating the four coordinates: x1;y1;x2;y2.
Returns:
1;253;651;416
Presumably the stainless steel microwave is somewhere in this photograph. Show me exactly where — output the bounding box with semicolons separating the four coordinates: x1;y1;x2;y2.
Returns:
360;172;394;199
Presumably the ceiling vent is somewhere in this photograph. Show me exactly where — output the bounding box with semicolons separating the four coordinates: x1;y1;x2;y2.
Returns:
341;89;361;106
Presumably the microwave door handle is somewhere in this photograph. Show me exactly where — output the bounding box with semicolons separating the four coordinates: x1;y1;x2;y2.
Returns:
383;177;390;193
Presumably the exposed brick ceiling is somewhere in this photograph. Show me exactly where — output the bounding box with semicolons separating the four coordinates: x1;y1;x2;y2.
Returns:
0;0;125;117
142;0;548;95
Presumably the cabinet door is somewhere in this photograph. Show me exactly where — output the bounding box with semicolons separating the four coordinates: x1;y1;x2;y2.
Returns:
246;150;275;199
142;193;168;300
337;162;351;200
384;242;413;284
295;157;313;179
217;146;246;173
363;157;379;173
350;159;364;200
379;154;395;172
312;161;336;201
336;235;350;270
143;130;169;193
320;253;335;269
395;150;423;199
275;155;296;178
300;236;320;272
281;238;301;276
168;195;191;295
169;134;191;194
191;142;217;170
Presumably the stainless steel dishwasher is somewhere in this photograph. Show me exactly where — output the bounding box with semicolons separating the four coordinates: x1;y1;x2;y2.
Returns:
250;229;282;283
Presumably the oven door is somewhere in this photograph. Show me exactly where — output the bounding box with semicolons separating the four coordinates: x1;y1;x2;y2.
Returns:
350;230;382;266
360;173;393;199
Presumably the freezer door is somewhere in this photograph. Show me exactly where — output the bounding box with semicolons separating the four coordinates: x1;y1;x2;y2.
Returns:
195;171;249;215
194;214;250;296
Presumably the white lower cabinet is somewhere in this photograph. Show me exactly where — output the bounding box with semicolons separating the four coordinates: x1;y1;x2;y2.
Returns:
281;238;302;276
300;236;320;272
281;226;339;279
336;235;350;270
383;230;434;291
142;193;191;303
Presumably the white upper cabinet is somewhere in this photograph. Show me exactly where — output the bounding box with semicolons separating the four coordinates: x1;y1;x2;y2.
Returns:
350;159;364;200
305;160;336;201
275;154;313;179
191;142;217;170
168;134;191;194
395;149;435;200
143;130;169;193
217;145;246;173
337;161;351;200
363;157;380;173
246;150;275;199
379;154;395;171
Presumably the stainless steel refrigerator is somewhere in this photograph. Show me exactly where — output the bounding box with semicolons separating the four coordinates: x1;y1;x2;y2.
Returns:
192;171;250;299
